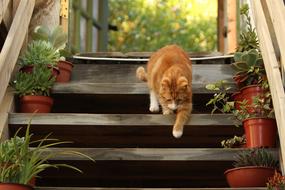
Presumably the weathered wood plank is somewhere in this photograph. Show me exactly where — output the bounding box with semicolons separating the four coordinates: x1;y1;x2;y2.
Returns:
69;64;234;83
39;147;278;161
0;0;10;24
53;64;236;94
36;187;267;190
8;113;236;126
250;0;285;174
0;88;14;141
0;0;34;104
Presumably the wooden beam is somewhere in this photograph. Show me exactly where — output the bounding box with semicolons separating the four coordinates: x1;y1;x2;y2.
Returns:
38;147;278;161
226;0;238;54
98;0;109;51
262;0;285;84
0;0;35;104
9;113;237;126
218;0;225;53
250;0;285;174
0;88;14;141
0;0;10;24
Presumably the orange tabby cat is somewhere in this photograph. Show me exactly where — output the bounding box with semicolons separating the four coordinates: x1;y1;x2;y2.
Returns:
136;44;192;138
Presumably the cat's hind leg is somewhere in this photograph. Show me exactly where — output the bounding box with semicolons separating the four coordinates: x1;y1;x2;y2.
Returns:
149;90;160;112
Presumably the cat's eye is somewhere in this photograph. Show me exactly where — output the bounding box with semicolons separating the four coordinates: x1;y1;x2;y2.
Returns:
177;99;183;103
166;98;172;102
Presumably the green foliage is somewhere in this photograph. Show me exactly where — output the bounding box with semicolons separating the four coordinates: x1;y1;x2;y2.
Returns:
205;80;235;114
233;84;274;122
108;0;217;52
0;121;94;185
236;4;259;52
32;26;68;52
10;67;55;97
221;135;246;148
232;49;265;87
233;148;279;168
19;40;60;67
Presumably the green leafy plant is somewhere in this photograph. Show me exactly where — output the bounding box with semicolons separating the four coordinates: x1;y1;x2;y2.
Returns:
267;170;285;190
221;135;246;148
236;4;259;52
10;66;55;97
19;40;60;68
205;80;235;114
233;86;274;122
0;121;94;185
232;49;266;88
233;148;278;168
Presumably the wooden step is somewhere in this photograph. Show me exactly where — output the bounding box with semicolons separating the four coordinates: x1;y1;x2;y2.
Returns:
34;148;276;188
41;148;278;161
9;113;242;148
52;64;236;95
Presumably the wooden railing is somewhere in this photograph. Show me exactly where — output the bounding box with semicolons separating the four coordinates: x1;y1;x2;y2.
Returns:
0;0;35;140
70;0;109;52
250;0;285;173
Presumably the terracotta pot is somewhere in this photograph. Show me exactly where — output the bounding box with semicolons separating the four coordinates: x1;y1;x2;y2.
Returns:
20;65;59;79
243;118;277;148
0;183;34;190
20;95;53;113
224;166;275;187
56;60;74;82
241;85;265;113
231;91;243;111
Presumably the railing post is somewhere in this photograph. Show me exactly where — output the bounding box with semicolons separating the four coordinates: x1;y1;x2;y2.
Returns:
98;0;108;51
86;0;93;52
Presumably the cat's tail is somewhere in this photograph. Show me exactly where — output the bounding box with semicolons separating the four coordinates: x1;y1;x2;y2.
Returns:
136;66;148;82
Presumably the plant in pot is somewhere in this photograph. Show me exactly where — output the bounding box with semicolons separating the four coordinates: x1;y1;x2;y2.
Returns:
0;121;94;190
10;66;55;113
267;170;285;190
32;25;74;82
18;40;60;78
233;88;277;148
224;148;279;187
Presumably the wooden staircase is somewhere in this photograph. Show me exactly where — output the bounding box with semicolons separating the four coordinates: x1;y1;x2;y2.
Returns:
7;54;275;190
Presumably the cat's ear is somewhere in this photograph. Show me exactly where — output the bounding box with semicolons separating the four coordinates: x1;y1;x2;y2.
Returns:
178;77;188;90
160;77;170;90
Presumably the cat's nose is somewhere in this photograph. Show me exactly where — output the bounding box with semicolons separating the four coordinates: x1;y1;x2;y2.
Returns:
168;102;177;111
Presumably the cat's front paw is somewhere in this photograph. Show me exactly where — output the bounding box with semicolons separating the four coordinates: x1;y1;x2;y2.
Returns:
172;130;183;138
149;104;159;112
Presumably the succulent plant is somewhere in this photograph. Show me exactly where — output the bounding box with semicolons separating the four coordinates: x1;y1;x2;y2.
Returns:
10;66;55;97
236;4;259;52
19;40;60;67
267;170;285;190
233;148;279;168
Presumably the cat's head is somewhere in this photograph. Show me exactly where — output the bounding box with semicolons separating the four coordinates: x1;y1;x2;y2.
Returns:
159;76;191;111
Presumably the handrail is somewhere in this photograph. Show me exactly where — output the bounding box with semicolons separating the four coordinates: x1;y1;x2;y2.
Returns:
250;0;285;173
0;0;35;104
0;0;35;140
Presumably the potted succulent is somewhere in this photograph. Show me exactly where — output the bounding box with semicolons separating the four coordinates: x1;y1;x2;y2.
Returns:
267;170;285;190
224;148;279;187
18;40;60;78
10;66;55;113
0;122;94;190
32;25;74;82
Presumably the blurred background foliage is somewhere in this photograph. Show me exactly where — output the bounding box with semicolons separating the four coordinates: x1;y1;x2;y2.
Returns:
108;0;217;52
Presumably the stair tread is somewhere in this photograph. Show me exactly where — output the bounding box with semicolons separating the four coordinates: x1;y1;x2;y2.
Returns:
53;82;235;94
39;147;278;161
9;113;237;126
51;64;236;94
